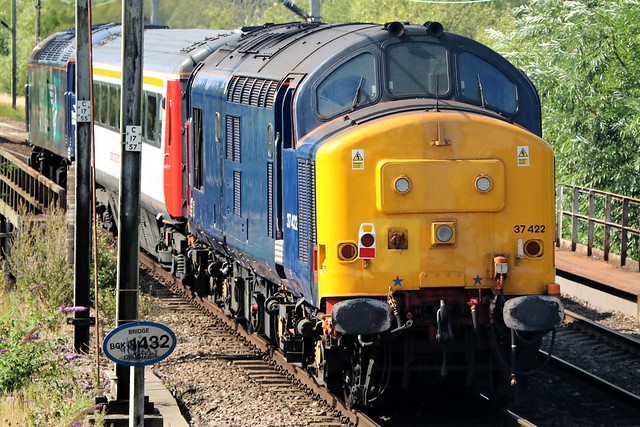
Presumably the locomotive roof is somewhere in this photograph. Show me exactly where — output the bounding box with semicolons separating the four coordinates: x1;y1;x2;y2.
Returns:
200;21;502;79
194;21;541;136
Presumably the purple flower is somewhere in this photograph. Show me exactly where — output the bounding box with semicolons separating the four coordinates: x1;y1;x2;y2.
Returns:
20;334;39;343
72;422;83;427
0;349;8;354
59;305;88;313
5;396;13;402
65;354;80;361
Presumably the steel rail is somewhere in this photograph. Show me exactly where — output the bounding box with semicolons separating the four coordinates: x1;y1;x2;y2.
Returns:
540;308;640;407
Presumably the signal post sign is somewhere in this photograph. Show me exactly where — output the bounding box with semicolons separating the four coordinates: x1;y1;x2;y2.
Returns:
103;321;176;367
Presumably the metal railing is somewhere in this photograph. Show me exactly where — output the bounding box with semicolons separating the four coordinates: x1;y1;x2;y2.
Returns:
556;184;640;271
0;147;66;226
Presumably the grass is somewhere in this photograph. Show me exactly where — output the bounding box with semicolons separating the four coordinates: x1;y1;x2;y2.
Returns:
0;94;25;122
0;208;125;426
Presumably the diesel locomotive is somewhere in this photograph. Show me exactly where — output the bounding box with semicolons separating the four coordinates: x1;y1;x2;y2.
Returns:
27;20;564;407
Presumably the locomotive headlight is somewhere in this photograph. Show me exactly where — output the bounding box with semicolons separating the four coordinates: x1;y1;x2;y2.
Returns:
393;176;411;194
475;175;492;193
431;221;456;245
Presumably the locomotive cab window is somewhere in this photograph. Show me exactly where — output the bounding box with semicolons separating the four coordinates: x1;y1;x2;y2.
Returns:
458;52;518;114
386;42;448;97
316;53;377;118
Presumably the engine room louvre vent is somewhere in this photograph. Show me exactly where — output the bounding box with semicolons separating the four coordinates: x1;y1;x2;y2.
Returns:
267;163;274;238
227;76;277;109
233;170;241;216
225;115;241;162
297;160;317;264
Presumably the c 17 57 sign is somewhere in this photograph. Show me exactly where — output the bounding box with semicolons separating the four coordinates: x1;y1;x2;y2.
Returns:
103;321;176;367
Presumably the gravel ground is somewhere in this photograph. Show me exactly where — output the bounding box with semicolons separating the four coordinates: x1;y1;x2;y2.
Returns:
561;295;640;339
140;281;339;427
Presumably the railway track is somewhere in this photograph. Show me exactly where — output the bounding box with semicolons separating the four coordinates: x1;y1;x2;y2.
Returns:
547;309;640;402
506;308;640;426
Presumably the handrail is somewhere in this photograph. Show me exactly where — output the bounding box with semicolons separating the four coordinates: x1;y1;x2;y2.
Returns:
556;184;639;271
0;147;66;226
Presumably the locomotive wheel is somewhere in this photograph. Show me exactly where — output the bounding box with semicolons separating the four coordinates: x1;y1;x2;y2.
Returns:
342;345;366;409
247;292;264;334
315;338;341;392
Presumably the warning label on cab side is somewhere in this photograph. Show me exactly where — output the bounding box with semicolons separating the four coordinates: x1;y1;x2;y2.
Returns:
352;149;364;170
517;146;530;167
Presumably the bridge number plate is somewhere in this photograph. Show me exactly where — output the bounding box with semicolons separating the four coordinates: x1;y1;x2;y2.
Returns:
103;321;176;366
125;125;142;152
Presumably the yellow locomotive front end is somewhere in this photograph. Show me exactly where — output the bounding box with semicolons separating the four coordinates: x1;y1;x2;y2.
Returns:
316;109;557;300
313;109;563;405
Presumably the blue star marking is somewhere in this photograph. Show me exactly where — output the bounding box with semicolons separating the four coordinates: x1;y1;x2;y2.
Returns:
392;276;403;286
473;275;483;285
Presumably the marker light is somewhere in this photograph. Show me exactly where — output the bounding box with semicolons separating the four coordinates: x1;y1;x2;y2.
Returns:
358;223;377;259
393;176;411;194
475;175;492;193
337;242;358;261
431;221;456;245
524;239;543;257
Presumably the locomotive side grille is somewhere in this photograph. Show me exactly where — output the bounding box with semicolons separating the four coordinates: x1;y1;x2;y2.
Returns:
36;39;75;63
225;115;241;162
241;79;252;104
227;76;277;109
263;81;277;109
249;79;264;106
297;160;317;264
267;162;274;238
233;170;241;216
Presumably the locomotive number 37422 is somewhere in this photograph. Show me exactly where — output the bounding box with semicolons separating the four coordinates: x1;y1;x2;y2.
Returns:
513;224;546;233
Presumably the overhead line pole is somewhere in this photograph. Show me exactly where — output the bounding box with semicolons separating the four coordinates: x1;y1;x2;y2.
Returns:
11;0;16;109
114;1;144;425
73;0;93;353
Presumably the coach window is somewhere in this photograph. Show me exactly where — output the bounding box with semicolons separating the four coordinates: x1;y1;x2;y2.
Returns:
108;85;119;130
100;84;108;127
316;53;377;118
144;92;161;147
386;42;448;97
94;83;101;124
458;52;517;114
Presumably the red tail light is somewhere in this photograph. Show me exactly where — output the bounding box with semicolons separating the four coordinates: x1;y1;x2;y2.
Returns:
358;223;376;259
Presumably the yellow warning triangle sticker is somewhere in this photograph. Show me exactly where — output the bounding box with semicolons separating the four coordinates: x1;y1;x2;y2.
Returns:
353;151;364;161
519;148;529;157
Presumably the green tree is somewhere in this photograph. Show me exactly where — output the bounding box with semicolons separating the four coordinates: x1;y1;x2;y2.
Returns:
489;0;640;197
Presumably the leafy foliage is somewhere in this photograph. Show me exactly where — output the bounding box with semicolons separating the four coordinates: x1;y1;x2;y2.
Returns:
0;318;56;393
7;208;73;313
489;0;640;197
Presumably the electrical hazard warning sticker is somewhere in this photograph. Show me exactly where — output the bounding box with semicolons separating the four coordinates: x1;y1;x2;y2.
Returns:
352;149;365;170
517;146;530;167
